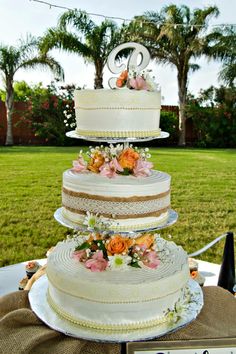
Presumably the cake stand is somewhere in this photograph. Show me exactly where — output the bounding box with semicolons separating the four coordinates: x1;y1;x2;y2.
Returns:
54;207;178;235
66;130;169;142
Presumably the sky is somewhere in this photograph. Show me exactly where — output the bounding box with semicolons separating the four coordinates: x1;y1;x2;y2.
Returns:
0;0;235;104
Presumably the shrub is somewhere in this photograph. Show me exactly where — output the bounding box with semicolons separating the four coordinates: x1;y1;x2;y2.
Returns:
16;82;79;146
151;110;179;146
186;86;236;147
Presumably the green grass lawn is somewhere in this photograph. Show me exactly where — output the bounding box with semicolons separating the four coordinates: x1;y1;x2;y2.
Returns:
0;146;235;267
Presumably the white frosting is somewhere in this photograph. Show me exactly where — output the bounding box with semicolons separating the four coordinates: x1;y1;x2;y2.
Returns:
63;169;170;197
62;170;171;231
47;238;189;329
74;89;161;138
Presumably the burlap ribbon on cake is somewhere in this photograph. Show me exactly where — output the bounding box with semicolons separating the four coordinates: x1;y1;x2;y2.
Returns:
62;187;170;218
0;286;236;354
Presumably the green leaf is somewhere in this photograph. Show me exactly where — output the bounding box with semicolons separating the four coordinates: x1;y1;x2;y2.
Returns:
75;242;90;251
130;261;141;268
121;168;132;175
92;240;108;259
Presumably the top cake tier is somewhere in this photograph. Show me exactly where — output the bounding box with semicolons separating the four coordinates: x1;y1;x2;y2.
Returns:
74;89;161;139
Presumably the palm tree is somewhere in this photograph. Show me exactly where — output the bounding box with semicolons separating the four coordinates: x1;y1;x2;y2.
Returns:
209;26;236;87
0;35;64;145
125;5;220;145
40;9;123;89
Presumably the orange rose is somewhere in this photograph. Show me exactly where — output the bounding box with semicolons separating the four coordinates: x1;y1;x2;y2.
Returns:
88;151;105;173
135;234;154;249
116;78;124;88
106;235;134;256
120;70;128;80
118;148;140;170
116;70;128;88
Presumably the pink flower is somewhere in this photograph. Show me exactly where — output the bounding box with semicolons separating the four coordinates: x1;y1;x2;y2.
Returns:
111;158;124;172
99;163;116;178
85;251;108;272
72;157;87;172
142;251;160;269
73;250;88;262
129;76;148;91
99;158;123;178
133;159;153;177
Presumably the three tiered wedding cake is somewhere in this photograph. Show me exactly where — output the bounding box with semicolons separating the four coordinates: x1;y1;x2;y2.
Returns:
31;42;203;341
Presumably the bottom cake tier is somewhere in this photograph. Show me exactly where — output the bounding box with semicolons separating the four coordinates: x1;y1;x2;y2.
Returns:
46;235;190;331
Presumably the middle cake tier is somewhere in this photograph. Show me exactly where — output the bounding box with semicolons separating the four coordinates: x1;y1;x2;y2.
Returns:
62;169;171;232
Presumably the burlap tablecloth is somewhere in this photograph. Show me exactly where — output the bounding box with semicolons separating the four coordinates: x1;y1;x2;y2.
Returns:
0;286;235;354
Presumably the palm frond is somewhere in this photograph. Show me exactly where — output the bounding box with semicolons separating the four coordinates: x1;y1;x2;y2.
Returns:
0;45;20;76
40;28;92;59
17;34;39;58
189;63;200;72
58;9;94;33
86;20;120;59
17;55;64;81
218;62;236;86
192;6;219;30
206;26;236;61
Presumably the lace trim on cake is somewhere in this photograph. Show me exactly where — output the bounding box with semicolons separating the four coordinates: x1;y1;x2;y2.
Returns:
63;187;170;202
75;128;161;138
62;192;170;219
63;205;169;219
47;289;169;330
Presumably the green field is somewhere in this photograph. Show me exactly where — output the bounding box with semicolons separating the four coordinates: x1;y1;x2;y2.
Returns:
0;146;235;267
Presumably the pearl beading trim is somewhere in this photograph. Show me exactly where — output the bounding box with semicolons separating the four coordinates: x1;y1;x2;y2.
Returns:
47;289;170;331
75;128;161;138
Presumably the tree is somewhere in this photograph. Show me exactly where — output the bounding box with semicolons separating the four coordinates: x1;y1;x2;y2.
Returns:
0;35;64;145
185;85;236;147
40;9;122;89
208;26;236;87
125;5;220;145
0;81;50;102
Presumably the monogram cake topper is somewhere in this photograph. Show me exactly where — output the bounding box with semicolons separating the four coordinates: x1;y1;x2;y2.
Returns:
107;42;151;89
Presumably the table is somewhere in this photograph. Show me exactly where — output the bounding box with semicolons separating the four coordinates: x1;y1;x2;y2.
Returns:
0;258;221;297
0;286;235;354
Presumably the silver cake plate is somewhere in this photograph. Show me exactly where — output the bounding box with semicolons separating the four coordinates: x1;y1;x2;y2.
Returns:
54;208;178;235
66;130;169;143
29;276;203;343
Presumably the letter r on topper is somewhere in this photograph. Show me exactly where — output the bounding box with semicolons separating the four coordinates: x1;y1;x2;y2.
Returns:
107;42;151;89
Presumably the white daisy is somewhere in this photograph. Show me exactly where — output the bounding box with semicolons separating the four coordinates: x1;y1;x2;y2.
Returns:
109;255;131;270
83;211;98;229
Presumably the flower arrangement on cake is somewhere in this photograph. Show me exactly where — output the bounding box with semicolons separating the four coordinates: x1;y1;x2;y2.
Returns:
71;232;173;272
116;69;159;92
164;286;192;324
72;144;153;178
